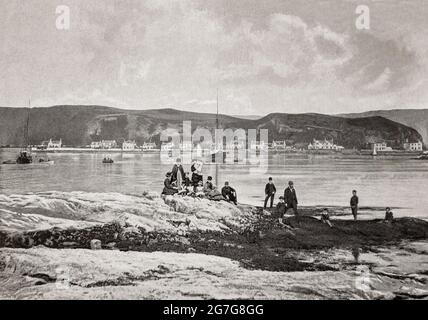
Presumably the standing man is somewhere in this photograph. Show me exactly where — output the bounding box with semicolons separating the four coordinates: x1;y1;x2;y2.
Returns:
284;181;298;215
350;190;359;221
264;177;276;209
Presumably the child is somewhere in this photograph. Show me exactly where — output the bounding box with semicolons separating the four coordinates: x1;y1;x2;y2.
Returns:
320;208;333;228
195;181;205;198
276;196;287;224
384;207;394;222
350;190;359;221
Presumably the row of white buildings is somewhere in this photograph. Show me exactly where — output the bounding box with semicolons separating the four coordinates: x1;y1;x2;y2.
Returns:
372;141;423;152
35;137;425;152
90;140;157;151
36;139;157;151
308;139;345;151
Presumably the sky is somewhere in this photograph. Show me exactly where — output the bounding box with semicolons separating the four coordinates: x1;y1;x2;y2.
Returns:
1;0;428;115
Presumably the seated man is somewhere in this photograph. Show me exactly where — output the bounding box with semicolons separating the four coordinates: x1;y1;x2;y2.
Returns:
221;181;237;205
203;176;215;194
162;172;178;196
320;208;333;228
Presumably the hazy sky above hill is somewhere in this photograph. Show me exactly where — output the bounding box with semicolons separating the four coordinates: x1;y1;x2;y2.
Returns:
1;0;428;115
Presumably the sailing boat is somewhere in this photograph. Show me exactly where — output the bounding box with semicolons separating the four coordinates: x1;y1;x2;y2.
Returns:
16;100;33;164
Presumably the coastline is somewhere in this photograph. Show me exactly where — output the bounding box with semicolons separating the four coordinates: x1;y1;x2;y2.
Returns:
0;194;427;299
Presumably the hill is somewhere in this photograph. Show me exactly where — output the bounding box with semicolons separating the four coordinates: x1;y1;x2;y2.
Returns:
0;105;422;149
340;109;428;146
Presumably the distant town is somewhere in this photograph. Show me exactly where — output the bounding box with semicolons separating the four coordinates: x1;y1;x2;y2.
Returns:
21;137;424;154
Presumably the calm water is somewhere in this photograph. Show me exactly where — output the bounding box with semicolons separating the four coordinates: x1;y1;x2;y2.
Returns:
1;148;428;219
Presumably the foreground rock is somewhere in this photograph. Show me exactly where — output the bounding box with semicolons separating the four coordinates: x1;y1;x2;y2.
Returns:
0;242;426;300
0;192;427;299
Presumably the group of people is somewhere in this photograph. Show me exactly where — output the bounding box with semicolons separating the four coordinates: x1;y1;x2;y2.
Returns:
162;158;238;204
264;179;394;227
162;159;395;222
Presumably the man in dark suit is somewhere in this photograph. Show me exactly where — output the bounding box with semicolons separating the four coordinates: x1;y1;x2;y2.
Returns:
221;181;237;205
284;180;298;215
350;190;358;221
264;177;276;209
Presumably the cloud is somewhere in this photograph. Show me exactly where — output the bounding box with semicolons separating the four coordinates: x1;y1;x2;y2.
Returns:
1;0;427;114
365;67;392;91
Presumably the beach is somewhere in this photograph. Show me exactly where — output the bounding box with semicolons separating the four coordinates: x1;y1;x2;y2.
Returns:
0;193;427;299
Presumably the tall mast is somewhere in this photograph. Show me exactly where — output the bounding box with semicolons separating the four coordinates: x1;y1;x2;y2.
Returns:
216;88;219;130
24;99;31;149
215;89;219;186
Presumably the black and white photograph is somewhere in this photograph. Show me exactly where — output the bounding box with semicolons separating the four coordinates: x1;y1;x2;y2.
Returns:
0;0;427;305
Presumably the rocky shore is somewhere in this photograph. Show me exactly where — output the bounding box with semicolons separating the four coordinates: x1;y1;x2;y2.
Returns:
0;192;427;299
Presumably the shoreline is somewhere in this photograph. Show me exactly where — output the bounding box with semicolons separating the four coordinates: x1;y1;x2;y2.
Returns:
0;195;427;299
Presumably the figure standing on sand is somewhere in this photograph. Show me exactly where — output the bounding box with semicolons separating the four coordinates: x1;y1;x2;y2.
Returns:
284;181;298;215
264;177;276;209
350;190;359;221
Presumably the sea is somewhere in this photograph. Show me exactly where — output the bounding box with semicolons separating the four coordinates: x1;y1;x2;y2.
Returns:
1;148;428;220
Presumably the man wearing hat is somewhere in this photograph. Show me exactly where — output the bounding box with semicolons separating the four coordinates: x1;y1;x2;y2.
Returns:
275;195;287;224
203;176;214;194
264;177;276;209
222;181;237;205
284;181;298;215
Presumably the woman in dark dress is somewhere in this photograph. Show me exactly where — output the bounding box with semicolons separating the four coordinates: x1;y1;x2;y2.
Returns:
162;172;178;195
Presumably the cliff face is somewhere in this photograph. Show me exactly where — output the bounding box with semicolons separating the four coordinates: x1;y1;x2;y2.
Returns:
0;105;423;149
341;109;428;146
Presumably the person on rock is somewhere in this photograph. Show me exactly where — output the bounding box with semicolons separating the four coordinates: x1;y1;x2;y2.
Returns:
284;181;298;215
320;208;333;228
171;158;185;189
203;176;214;194
276;196;287;224
264;177;276;209
162;172;178;196
384;207;394;223
222;181;237;205
190;159;203;190
207;187;225;201
350;190;359;221
195;181;205;198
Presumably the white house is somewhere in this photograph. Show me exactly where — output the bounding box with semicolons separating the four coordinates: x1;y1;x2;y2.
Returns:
308;139;344;151
250;141;268;151
142;142;157;151
372;142;391;152
91;140;117;149
272;140;286;149
122;140;137;150
47;138;62;149
404;141;423;152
